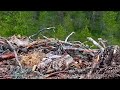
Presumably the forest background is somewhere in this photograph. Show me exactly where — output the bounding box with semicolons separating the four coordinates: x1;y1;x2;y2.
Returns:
0;11;119;45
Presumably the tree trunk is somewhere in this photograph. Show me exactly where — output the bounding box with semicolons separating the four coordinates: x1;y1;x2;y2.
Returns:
33;11;40;20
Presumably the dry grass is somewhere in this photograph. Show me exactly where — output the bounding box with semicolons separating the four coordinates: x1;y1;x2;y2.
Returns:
20;51;46;67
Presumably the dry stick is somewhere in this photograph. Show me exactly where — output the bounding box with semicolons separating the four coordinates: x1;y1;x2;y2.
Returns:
113;45;119;54
87;37;104;52
98;38;106;48
59;40;75;46
40;33;49;40
6;40;23;71
29;27;55;40
45;70;68;78
87;55;100;78
0;52;15;60
65;32;75;43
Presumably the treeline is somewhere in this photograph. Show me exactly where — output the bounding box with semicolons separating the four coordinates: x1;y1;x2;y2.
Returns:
0;11;120;45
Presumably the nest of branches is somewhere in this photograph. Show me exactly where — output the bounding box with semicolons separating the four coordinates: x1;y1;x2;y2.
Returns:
0;27;120;79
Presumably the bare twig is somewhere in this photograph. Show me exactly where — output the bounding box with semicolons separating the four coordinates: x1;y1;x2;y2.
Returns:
0;52;15;60
87;37;104;52
32;65;37;71
29;27;55;40
6;40;23;71
40;33;49;40
65;32;75;43
98;38;106;48
45;70;68;78
113;45;119;54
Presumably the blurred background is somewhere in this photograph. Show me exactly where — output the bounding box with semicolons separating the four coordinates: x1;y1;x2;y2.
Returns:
0;11;120;45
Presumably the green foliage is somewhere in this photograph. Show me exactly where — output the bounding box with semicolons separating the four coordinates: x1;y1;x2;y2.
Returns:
102;11;119;44
0;11;38;37
39;11;58;28
55;24;67;40
0;11;120;45
103;11;118;34
63;14;74;33
74;25;92;42
70;11;88;31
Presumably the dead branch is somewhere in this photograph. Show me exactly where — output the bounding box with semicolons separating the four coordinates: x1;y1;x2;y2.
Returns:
29;27;55;40
0;41;5;44
6;40;22;70
40;33;49;40
65;32;75;43
0;52;15;60
87;37;104;52
98;38;106;48
113;45;119;54
45;70;68;78
63;46;97;54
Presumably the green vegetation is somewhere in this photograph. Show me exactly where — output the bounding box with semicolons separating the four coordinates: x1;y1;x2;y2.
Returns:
0;11;120;45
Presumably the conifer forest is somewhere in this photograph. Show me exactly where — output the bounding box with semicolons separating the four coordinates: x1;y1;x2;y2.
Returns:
0;11;120;79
